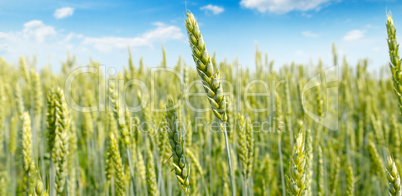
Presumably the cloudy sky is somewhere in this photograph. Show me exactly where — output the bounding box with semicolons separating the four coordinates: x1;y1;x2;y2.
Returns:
0;0;401;71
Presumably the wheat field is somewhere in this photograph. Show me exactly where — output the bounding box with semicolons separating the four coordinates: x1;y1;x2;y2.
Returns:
0;12;401;196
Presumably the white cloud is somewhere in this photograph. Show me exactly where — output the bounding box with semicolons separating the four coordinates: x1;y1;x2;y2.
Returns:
240;0;331;14
65;32;84;42
343;30;365;41
54;7;74;19
0;21;183;54
0;20;184;68
83;23;184;52
22;20;57;43
295;50;305;55
302;31;319;37
0;21;68;64
200;4;224;15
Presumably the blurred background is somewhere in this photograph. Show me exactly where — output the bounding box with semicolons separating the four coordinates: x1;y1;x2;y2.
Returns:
0;0;401;71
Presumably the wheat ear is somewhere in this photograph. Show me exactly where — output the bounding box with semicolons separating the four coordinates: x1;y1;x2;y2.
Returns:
386;156;402;196
22;112;38;195
185;11;235;196
165;98;190;195
109;132;126;196
46;89;56;153
386;14;402;114
305;128;313;196
346;163;354;196
54;88;70;195
146;146;158;196
286;129;306;196
22;112;32;173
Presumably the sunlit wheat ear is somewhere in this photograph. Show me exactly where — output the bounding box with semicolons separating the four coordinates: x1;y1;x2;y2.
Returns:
386;14;402;114
137;148;147;185
305;128;314;196
21;115;36;196
22;112;32;173
15;83;25;119
35;179;44;196
157;123;170;161
286;128;306;196
67;120;77;196
184;12;227;122
237;114;248;177
108;76;130;146
185;11;235;196
185;148;204;176
275;92;284;133
368;133;385;178
165;98;190;195
105;136;114;183
36;179;49;196
54;130;69;194
346;163;354;196
19;56;31;84
109;132;126;196
146;147;158;196
237;114;254;180
54;88;70;195
329;156;340;195
31;69;42;119
9;116;17;156
27;160;38;195
386;156;402;196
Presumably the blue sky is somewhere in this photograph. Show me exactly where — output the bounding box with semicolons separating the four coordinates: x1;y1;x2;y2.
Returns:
0;0;401;71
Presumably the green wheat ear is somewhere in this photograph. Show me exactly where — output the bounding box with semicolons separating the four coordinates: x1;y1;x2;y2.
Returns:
184;12;227;122
46;89;56;153
386;156;402;196
346;162;354;196
286;128;307;196
54;88;70;195
109;132;126;196
237;114;254;180
22;112;32;173
185;11;235;196
146;146;158;196
386;14;402;114
165;98;190;195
